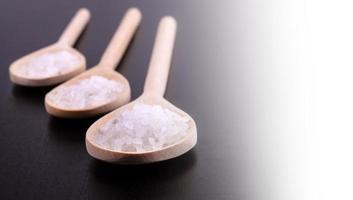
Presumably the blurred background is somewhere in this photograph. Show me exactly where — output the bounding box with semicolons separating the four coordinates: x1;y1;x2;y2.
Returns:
1;0;353;199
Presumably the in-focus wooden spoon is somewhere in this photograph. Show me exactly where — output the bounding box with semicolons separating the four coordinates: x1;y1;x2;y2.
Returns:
9;8;90;86
45;8;142;118
86;16;197;164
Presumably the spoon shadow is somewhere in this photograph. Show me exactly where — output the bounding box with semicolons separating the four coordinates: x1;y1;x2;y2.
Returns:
47;116;98;142
116;28;139;73
117;30;146;99
90;149;197;184
73;22;90;50
11;85;53;105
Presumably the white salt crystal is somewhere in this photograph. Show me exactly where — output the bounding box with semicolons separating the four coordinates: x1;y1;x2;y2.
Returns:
48;75;124;109
94;102;190;152
17;50;80;78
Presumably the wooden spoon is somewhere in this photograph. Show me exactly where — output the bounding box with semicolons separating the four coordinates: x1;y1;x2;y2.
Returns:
9;8;90;86
45;8;142;118
86;16;197;164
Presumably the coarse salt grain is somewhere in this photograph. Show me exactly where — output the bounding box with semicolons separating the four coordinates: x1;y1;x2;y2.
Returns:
48;75;124;109
94;102;190;152
17;50;80;78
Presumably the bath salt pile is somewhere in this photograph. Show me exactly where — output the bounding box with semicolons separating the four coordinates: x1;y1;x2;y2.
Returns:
94;102;190;152
48;75;124;109
17;50;80;78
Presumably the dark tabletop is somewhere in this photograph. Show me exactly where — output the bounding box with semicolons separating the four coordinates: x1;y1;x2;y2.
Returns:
0;0;274;199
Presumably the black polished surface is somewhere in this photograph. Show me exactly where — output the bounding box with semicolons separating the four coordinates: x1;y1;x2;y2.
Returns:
0;0;290;199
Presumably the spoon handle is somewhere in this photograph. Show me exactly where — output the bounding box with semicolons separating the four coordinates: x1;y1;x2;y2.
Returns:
143;16;177;96
58;8;91;46
98;8;142;69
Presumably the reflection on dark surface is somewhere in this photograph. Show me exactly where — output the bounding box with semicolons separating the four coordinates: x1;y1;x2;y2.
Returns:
88;150;196;198
91;150;196;182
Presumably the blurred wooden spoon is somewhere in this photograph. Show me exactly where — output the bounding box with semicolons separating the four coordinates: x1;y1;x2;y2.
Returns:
9;8;90;86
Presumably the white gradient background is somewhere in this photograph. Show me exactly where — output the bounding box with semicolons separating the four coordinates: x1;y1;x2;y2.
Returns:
186;0;353;199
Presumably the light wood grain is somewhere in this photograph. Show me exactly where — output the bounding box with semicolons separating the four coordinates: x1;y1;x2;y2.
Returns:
143;16;177;96
58;8;91;46
99;8;141;68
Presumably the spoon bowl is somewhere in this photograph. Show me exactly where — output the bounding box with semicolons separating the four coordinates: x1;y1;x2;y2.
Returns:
86;16;197;164
9;8;90;87
10;45;86;86
86;95;197;164
45;66;130;118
